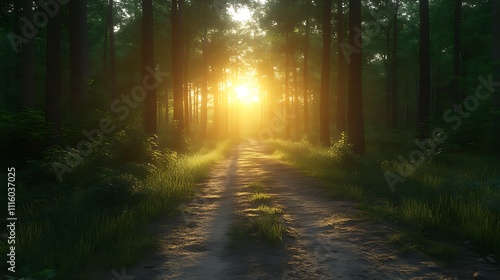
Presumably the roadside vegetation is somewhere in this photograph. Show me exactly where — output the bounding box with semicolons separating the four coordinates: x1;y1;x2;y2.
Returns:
0;113;232;280
268;132;500;260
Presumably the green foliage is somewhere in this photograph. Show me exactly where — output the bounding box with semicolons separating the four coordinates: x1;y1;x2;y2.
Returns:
0;109;50;163
269;138;500;255
0;127;230;280
328;132;356;163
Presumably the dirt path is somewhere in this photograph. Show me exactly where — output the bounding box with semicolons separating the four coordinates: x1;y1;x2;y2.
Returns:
124;140;500;280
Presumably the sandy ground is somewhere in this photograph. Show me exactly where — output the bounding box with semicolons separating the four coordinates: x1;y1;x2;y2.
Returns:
117;140;500;280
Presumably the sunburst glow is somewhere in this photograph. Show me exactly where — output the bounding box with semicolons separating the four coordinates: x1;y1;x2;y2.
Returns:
234;85;259;104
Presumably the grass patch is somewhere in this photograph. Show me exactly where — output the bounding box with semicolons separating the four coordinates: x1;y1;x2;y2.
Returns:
249;192;271;203
254;206;286;242
388;230;459;263
0;141;232;280
229;205;285;245
267;137;500;256
229;180;285;247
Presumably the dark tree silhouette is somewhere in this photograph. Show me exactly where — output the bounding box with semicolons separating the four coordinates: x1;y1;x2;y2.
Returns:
183;19;190;132
390;0;399;129
108;0;117;100
285;31;291;138
347;0;365;154
493;0;500;146
22;0;35;108
172;0;184;132
142;0;157;134
453;0;462;102
45;8;61;136
336;0;346;134
69;0;89;114
417;0;431;139
319;0;332;146
303;17;309;133
201;29;208;136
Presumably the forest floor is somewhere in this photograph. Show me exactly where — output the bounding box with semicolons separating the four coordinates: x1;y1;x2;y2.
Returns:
112;139;500;280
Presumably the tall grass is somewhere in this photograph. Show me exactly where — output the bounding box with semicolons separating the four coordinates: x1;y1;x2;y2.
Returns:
0;141;230;280
268;138;500;255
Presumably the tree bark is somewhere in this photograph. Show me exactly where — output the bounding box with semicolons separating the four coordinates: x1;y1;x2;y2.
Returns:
453;0;462;102
390;0;399;129
285;31;291;138
213;70;220;137
22;0;35;108
142;0;157;134
417;0;431;139
385;24;391;127
292;50;299;134
172;0;184;133
347;0;365;154
109;0;117;100
45;10;61;137
183;24;190;132
201;30;208;136
303;18;310;133
336;0;346;134
493;0;500;147
319;0;332;146
69;0;89;114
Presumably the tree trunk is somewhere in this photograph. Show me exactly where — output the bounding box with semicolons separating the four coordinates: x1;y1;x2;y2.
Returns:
336;0;346;134
109;0;117;100
69;0;89;114
103;6;108;65
385;25;391;128
303;18;310;133
347;0;365;154
213;70;220;137
417;0;431;139
22;0;35;108
493;0;500;147
194;84;199;125
183;24;190;132
45;10;61;137
453;0;462;102
319;0;332;146
224;68;229;133
142;0;157;134
390;0;399;129
292;51;299;134
285;31;291;138
7;1;21;107
172;0;184;133
201;30;208;136
165;83;170;124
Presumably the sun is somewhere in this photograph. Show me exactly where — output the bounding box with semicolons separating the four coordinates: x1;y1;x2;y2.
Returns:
235;85;249;99
234;85;259;104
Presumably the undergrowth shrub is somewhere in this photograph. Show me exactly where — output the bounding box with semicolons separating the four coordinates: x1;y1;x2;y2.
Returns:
328;132;355;164
268;137;500;254
0;109;50;163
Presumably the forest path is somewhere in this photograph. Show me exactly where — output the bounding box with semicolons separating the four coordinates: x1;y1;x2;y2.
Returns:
123;139;499;279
